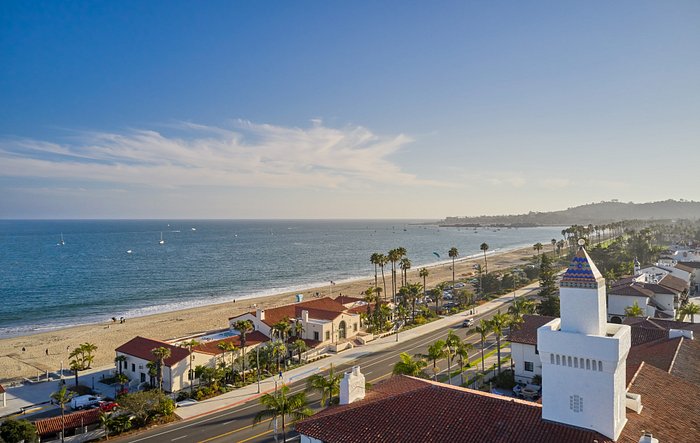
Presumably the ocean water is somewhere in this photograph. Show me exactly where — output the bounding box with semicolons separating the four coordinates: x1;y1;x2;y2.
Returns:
0;220;565;338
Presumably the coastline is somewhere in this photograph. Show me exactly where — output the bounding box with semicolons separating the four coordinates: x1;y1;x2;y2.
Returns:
0;242;542;382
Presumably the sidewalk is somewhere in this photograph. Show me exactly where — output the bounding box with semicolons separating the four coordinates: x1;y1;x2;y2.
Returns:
174;282;539;420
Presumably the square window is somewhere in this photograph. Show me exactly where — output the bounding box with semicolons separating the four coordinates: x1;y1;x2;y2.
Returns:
325;331;330;341
524;361;534;372
314;331;319;341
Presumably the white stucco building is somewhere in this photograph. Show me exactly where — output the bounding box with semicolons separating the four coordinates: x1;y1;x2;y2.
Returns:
538;245;631;441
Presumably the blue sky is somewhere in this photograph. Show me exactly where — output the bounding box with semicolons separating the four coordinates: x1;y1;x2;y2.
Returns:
1;1;698;219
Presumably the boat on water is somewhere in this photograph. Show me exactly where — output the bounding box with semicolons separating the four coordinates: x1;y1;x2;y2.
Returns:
58;233;65;246
191;227;196;231
159;232;165;245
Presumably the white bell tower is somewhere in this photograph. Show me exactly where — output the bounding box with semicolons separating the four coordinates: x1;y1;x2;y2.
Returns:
538;241;631;440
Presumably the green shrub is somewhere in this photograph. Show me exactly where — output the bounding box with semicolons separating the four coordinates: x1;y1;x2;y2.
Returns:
0;419;38;443
493;369;515;389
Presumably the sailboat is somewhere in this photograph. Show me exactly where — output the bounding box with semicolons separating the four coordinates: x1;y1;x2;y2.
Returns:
58;233;65;246
159;232;165;245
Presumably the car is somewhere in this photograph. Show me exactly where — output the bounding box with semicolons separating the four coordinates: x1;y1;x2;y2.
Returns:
462;319;474;328
70;395;102;410
97;401;119;412
454;282;466;288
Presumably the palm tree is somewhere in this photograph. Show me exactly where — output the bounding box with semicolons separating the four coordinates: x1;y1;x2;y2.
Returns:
217;341;238;383
533;242;543;256
370;252;382;290
114;355;127;376
406;282;422;323
444;331;460;385
425;340;446;381
551;239;557;255
306;363;341;407
475;320;491;373
624;301;645;318
392;352;428;378
448;247;458;288
151;346;172;391
232;320;254;383
399;257;412;288
377;253;388;300
51;385;75;443
419;268;429;300
180;339;200;393
678;303;700;323
69;342;97;386
387;248;403;303
508;298;536;326
488;311;510;375
433;282;447;314
254;385;313;443
291;339;308;364
455;341;474;385
293;320;304;338
480;243;489;274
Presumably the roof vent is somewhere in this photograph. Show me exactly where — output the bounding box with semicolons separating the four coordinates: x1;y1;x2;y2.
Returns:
626;392;643;414
669;329;693;340
639;432;658;443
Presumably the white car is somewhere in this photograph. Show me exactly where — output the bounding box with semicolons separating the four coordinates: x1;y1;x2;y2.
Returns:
70;395;102;410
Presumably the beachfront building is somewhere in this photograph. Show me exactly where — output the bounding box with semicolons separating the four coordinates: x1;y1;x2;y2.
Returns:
227;297;363;351
115;336;201;393
189;330;268;369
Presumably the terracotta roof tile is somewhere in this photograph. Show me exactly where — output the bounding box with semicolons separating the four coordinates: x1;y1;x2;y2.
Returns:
295;376;611;443
509;315;556;345
232;297;348;326
608;283;654;298
0;384;4;393
115;336;190;367
674;263;695;273
677;261;700;269
670;338;700;386
34;408;101;436
193;330;269;355
657;274;689;293
620;363;700;443
626;337;682;384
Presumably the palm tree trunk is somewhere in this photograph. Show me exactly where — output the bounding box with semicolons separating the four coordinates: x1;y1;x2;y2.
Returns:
496;336;501;374
481;339;485;373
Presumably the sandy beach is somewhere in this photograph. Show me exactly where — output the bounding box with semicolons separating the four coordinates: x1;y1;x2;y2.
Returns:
0;244;541;382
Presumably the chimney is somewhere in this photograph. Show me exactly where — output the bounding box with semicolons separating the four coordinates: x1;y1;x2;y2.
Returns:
669;329;693;340
339;366;365;405
625;392;643;413
256;309;265;322
639;433;659;443
302;310;309;323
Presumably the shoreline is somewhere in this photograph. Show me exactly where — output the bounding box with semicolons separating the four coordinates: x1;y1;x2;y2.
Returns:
0;242;544;382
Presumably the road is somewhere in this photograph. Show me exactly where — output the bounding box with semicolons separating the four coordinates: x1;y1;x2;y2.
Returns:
119;289;536;443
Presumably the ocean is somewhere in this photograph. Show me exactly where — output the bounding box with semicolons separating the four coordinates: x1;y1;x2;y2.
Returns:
0;220;565;338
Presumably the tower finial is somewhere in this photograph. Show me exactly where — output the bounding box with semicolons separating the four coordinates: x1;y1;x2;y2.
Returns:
577;238;586;248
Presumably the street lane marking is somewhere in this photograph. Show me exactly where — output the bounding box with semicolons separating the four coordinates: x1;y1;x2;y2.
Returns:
171;435;188;441
236;430;273;443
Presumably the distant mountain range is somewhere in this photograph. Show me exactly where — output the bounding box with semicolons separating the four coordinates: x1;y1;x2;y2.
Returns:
441;200;700;227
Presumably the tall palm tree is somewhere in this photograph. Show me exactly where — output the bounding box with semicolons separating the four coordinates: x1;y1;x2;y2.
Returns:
433;282;447;314
425;340;446;381
533;242;543;256
232;320;254;383
407;282;422;323
678;303;700;323
551;239;557;255
180;339;200;393
151;346;172;391
392;352;428;378
399;257;412;288
217;341;238;383
254;385;313;443
508;298;536;326
488;311;510;375
370;252;382;290
306;363;341;407
455;341;474;385
51;385;75;443
293;320;304;338
377;253;388;300
475;320;491;373
480;243;489;274
448;247;459;288
419;268;429;300
291;339;308;364
114;355;127;376
444;331;460;385
79;342;98;369
387;248;403;303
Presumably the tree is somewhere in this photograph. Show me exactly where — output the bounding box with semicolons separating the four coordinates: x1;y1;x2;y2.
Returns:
370;252;382;290
679;303;700;323
180;339;200;393
419;268;429;300
151;346;172;391
399;257;412;288
376;253;388;300
50;386;75;443
114;355;127;376
455;341;474;385
538;295;561;317
217;341;238;383
254;385;313;442
118;390;175;428
291;339;308;364
425;340;446;381
392;352;428;378
488;311;510;375
508;297;536;326
432;283;447;314
480;243;489;274
448;247;458;288
0;419;38;443
551;239;557;255
444;331;461;385
232;320;254;383
387;248;403;303
475;320;491;373
406;283;422;323
538;253;557;297
624;301;645;318
306;363;341;407
69;342;97;386
533;242;543;256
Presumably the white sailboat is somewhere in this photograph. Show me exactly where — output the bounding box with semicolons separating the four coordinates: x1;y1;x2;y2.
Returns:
58;233;65;246
159;232;165;245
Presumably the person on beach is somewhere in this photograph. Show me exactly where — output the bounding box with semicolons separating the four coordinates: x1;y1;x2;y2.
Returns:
45;348;49;356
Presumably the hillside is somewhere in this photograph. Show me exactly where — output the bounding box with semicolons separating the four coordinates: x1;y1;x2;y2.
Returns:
441;200;700;227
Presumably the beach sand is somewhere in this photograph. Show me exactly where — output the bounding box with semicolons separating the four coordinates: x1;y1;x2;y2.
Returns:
0;244;541;382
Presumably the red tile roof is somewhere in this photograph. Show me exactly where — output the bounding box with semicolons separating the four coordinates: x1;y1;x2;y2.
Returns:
620;363;700;443
623;316;700;333
626;337;682;384
193;330;269;355
115;336;190;367
509;315;556;345
0;384;4;393
295;376;612;443
608;283;655;298
34;408;101;436
657;274;689;293
674;263;696;273
677;261;700;269
669;338;700;386
230;297;348;326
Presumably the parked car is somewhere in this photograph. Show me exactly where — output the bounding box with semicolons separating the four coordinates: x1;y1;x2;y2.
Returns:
462;319;474;328
97;401;119;412
70;395;102;410
454;282;466;288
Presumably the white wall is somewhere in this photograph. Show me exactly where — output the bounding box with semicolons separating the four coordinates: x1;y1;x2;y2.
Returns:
560;285;607;336
607;294;650;318
511;342;542;384
300;435;323;443
229;313;271;337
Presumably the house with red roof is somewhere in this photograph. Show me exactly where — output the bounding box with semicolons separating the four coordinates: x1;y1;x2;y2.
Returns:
227;296;363;350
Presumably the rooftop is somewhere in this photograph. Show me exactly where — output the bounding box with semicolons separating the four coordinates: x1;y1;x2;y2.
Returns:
115;336;190;367
560;247;604;288
193;330;268;355
34;408;101;436
230;296;349;326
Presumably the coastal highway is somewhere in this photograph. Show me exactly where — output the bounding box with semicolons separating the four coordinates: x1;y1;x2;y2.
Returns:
120;288;537;443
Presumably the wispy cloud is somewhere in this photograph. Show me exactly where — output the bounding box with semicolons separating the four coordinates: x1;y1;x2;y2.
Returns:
0;120;442;189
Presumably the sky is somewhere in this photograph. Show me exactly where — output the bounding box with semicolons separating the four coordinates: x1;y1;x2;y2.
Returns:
1;1;699;219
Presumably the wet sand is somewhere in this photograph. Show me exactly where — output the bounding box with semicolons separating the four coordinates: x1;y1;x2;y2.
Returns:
0;243;541;382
